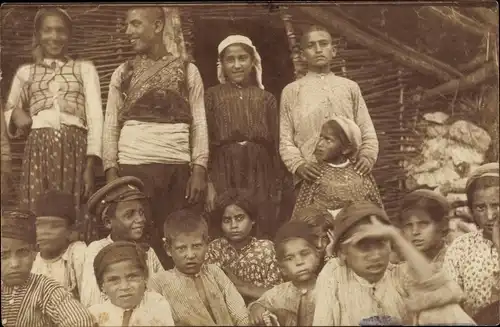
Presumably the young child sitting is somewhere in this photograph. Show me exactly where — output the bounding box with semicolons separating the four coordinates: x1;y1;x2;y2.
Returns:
293;117;383;216
88;241;174;326
205;189;282;303
396;189;451;266
149;209;250;326
31;190;87;300
291;206;335;268
1;209;95;327
81;176;164;307
248;220;321;326
312;201;475;326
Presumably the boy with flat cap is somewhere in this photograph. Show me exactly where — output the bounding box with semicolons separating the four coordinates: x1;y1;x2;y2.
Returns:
1;209;95;327
80;176;168;308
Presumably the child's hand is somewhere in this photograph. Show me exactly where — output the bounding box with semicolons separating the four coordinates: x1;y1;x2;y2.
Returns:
343;216;396;245
249;304;267;326
262;310;280;326
325;229;335;257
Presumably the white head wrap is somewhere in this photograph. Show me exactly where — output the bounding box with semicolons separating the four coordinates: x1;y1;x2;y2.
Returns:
217;35;264;89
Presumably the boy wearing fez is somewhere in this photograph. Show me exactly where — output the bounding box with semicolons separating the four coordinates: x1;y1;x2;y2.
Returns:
1;209;95;327
80;176;165;308
31;190;87;300
149;209;250;326
279;25;378;189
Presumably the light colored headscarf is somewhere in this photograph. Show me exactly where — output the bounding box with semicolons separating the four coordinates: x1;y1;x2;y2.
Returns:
32;7;72;64
326;116;362;160
217;35;264;89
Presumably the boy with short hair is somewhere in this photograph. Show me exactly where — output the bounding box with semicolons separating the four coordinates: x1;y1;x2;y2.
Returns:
280;25;379;189
248;221;321;326
80;176;165;307
1;209;95;327
31;190;87;299
149;209;250;326
89;241;175;326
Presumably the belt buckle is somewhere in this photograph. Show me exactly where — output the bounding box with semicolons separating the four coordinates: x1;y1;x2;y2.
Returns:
238;141;248;146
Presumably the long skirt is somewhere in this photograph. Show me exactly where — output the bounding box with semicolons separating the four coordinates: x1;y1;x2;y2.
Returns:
210;142;282;238
19;126;89;239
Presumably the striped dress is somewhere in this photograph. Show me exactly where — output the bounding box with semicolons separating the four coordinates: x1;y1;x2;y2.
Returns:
205;83;283;237
1;273;95;327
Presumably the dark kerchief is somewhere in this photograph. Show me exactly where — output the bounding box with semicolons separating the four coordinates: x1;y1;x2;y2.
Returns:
332;201;391;252
93;241;148;289
1;209;36;244
35;190;76;225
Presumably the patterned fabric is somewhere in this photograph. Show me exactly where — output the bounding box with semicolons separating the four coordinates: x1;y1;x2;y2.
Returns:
89;291;174;326
443;231;500;316
5;59;103;157
249;281;316;326
18;126;88;236
293;161;383;215
279;71;378;183
80;235;163;308
1;273;95;327
103;59;208;171
119;55;191;125
312;258;469;326
205;237;283;288
206;83;282;235
31;241;87;300
148;264;250;326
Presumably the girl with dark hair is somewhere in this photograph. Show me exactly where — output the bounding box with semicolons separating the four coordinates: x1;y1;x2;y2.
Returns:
204;35;282;238
205;188;283;303
293;117;382;215
4;7;103;241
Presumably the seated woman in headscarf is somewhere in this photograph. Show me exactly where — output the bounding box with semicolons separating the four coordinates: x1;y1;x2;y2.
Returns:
205;189;283;303
312;201;475;326
204;35;282;238
89;241;174;326
292;117;383;216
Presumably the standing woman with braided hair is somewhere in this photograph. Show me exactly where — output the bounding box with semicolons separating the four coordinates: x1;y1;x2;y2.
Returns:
4;7;103;241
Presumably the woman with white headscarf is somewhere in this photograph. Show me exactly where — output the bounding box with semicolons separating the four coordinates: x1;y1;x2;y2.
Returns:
205;35;282;239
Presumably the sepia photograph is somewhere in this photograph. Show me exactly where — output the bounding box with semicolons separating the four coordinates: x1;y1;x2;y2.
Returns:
0;1;499;326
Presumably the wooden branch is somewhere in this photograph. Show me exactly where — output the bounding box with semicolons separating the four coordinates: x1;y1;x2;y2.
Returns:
415;61;497;102
464;7;498;28
296;6;461;82
419;6;495;36
457;50;487;72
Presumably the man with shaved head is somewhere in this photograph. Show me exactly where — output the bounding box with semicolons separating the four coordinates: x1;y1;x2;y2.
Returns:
102;6;209;269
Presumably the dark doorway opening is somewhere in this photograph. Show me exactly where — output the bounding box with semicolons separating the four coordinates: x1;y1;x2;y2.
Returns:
191;16;295;101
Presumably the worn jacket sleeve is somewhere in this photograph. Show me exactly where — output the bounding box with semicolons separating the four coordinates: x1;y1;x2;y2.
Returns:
279;84;306;174
351;82;379;166
80;61;104;159
312;261;340;326
214;265;251;326
186;63;209;168
102;64;126;172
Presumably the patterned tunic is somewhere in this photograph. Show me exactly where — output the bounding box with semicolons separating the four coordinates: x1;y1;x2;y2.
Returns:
205;237;283;288
293;161;383;215
443;231;500;316
205;83;282;236
31;241;86;300
249;281;316;326
80;235;163;308
89;291;174;326
1;273;95;327
313;259;472;326
279;71;378;183
149;264;250;326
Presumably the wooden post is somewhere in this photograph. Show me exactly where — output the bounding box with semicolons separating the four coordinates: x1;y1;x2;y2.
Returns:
398;67;405;193
280;12;303;80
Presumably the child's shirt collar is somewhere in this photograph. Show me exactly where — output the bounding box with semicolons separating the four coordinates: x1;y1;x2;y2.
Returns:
327;159;350;168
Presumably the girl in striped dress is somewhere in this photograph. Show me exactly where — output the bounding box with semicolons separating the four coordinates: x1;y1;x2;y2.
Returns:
4;8;103;241
204;35;282;238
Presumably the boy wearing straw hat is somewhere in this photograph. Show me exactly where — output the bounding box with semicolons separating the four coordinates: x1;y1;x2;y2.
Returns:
102;6;208;269
279;25;378;189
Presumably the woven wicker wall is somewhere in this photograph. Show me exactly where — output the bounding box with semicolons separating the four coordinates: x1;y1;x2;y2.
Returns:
281;12;417;219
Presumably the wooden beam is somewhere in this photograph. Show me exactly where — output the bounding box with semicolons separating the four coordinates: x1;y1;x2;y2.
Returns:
296;6;462;82
414;61;497;102
419;6;495;36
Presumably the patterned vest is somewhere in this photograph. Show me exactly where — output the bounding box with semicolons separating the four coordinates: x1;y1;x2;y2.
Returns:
118;55;192;126
27;60;86;124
